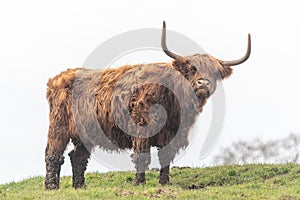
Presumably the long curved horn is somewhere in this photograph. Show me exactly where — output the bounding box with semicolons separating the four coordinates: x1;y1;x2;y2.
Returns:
218;34;251;66
161;21;182;60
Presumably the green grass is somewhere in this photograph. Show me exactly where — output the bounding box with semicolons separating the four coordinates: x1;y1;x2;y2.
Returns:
1;164;300;199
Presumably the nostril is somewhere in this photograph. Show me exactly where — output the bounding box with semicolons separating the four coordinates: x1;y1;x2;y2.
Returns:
197;78;210;87
197;79;203;85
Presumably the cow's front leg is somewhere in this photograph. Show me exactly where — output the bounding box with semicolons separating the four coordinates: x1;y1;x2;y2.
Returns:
158;147;176;185
159;165;170;185
131;138;150;185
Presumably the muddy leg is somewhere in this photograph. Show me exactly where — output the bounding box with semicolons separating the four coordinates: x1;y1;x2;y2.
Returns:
158;147;176;185
159;165;170;185
45;142;67;190
68;141;90;189
131;138;150;185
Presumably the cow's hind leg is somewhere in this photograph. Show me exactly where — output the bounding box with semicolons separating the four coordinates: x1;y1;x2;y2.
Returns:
68;140;91;189
45;137;69;190
131;138;150;185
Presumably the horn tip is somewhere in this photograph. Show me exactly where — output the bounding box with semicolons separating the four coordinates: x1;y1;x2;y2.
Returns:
163;21;166;28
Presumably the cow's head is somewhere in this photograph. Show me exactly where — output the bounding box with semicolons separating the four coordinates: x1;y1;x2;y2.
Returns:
161;21;251;99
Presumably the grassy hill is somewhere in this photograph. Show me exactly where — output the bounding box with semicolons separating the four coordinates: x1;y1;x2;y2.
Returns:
1;164;300;199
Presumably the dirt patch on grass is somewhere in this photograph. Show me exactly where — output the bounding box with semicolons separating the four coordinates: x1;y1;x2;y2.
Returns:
117;188;179;198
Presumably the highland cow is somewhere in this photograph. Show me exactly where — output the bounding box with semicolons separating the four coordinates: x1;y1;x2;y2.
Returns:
45;21;251;190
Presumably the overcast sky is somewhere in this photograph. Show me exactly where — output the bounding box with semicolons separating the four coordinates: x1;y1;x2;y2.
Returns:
0;0;299;184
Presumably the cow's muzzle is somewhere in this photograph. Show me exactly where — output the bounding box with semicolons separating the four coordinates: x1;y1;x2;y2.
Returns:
193;78;211;98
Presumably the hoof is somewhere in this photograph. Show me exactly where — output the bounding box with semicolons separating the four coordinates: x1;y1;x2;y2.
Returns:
73;180;86;189
74;184;86;189
159;180;172;185
134;180;146;186
45;183;59;190
134;173;146;186
159;181;172;185
159;176;171;185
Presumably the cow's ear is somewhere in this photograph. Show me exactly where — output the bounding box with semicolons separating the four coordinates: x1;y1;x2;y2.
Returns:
220;66;233;79
172;58;188;73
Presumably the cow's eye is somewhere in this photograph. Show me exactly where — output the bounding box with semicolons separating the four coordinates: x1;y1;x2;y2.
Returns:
190;66;197;74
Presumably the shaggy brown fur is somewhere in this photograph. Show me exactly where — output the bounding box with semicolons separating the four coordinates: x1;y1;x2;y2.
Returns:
45;22;250;189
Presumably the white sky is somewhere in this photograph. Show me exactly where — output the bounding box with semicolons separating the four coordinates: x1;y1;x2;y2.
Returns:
0;0;299;184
